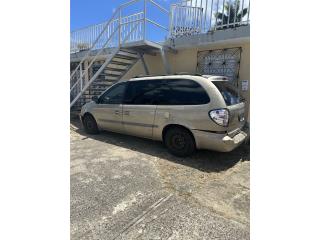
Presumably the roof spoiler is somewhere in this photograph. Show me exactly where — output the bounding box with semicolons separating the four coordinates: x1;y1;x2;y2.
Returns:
202;75;229;81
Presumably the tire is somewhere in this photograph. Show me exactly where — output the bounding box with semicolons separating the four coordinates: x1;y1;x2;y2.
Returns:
164;127;196;157
82;114;99;134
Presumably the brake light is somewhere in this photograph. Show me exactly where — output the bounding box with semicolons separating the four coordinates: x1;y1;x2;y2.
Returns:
209;109;229;127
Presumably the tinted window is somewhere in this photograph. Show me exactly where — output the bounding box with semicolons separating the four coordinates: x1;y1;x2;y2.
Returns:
212;81;242;106
124;80;162;105
99;82;127;104
162;79;210;105
123;79;210;105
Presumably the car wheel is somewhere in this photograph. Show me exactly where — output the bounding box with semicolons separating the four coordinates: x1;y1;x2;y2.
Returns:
164;127;196;157
83;114;99;134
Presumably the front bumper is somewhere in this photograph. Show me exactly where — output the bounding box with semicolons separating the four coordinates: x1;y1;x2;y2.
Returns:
192;129;248;152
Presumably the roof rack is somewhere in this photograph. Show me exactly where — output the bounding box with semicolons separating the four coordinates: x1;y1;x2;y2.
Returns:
173;72;205;76
202;75;229;81
174;72;190;75
133;74;152;78
132;73;229;79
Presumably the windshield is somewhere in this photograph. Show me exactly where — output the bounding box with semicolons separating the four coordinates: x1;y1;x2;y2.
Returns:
212;81;242;106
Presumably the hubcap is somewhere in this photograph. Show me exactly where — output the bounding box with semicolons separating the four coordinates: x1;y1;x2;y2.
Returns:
171;134;186;150
86;119;94;130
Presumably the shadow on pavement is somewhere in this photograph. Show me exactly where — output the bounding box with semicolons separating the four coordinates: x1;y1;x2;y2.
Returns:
71;119;250;173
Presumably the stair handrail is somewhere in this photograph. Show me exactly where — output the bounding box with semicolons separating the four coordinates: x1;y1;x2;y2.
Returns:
70;0;144;82
70;0;171;108
70;22;141;107
70;7;121;80
70;23;121;93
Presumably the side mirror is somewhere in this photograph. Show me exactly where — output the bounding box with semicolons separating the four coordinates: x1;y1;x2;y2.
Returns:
92;96;99;103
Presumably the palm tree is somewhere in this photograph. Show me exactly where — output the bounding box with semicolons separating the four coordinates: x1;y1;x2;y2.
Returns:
213;0;248;30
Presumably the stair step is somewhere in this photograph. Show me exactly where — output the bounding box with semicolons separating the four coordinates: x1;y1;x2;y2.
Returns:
105;66;127;72
90;87;112;92
90;87;109;91
119;48;139;55
71;48;139;108
82;94;100;97
103;75;119;81
90;88;108;92
104;70;123;75
110;60;132;66
112;57;135;64
105;72;122;77
115;53;139;61
91;82;115;87
92;74;119;80
92;81;116;87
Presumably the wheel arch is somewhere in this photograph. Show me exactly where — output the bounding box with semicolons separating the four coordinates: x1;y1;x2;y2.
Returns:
162;124;196;145
82;112;100;130
83;112;95;119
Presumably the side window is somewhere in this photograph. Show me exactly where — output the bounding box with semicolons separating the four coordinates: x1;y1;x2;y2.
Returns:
124;80;163;105
99;82;127;104
163;79;210;105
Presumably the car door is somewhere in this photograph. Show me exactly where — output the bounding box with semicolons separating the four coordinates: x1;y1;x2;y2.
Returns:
91;82;127;133
122;80;160;139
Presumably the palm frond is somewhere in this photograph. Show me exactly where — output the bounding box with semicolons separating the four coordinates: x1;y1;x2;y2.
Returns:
237;8;248;20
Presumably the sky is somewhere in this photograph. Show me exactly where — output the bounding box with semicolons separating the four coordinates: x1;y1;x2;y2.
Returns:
70;0;174;31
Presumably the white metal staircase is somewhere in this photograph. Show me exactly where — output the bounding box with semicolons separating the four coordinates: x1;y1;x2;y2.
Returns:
70;0;170;109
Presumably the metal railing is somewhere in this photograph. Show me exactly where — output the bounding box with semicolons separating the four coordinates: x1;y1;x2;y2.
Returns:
170;0;250;38
169;4;203;38
70;0;170;107
70;12;144;53
70;24;139;107
70;0;169;54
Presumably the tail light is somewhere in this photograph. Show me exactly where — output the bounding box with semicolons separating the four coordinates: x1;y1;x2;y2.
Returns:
209;109;229;127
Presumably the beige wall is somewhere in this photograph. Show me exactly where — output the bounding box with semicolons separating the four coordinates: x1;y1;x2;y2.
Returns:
123;54;165;78
123;41;250;121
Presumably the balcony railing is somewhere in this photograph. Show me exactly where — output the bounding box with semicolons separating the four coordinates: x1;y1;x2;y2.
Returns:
170;0;250;38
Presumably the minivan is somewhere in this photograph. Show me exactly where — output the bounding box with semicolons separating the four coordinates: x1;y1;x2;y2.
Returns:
80;75;248;157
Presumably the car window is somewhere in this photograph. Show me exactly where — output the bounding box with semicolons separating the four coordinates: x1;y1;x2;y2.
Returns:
162;79;210;105
99;82;127;104
123;79;210;105
212;81;242;106
124;80;163;105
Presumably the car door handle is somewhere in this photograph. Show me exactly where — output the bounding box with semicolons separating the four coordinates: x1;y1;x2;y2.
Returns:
114;110;121;115
124;111;130;116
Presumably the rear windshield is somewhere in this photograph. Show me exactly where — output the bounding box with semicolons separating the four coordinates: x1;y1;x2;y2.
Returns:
212;81;242;106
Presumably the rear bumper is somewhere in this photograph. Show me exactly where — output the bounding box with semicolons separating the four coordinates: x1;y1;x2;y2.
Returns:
192;129;248;152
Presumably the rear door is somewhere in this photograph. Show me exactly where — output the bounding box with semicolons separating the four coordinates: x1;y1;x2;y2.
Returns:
122;80;159;139
212;81;246;135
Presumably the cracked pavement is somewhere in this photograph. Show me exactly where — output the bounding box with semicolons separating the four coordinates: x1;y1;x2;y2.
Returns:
70;119;250;240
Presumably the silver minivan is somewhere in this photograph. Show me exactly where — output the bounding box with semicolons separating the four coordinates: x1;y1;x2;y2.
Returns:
80;75;247;157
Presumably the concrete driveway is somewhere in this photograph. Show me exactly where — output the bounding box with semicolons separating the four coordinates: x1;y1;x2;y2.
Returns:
70;119;250;240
